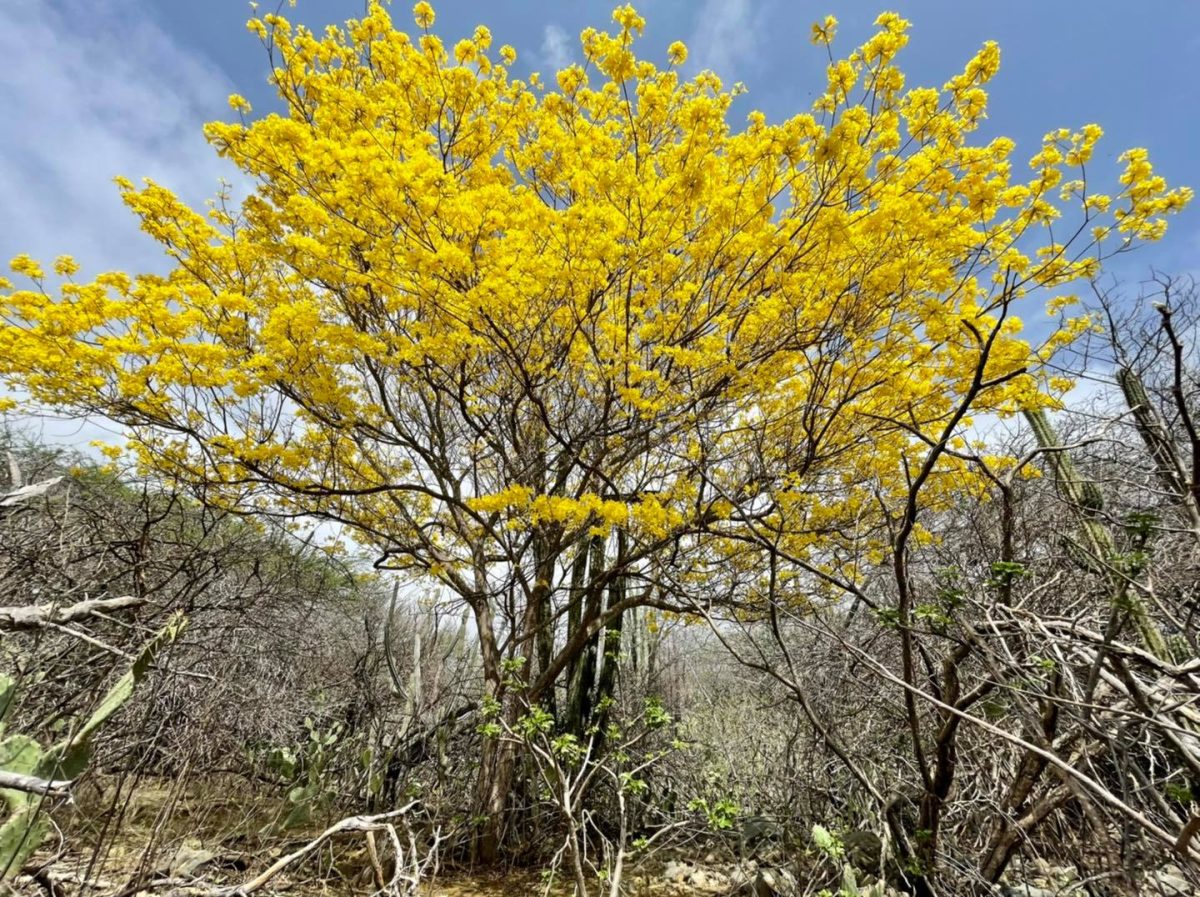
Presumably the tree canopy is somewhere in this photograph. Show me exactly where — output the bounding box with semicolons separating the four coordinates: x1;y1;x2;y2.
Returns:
3;3;1185;581
0;0;1194;881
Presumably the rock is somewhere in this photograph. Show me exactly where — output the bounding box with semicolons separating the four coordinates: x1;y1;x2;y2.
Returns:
1029;857;1053;877
163;844;217;877
1045;864;1076;885
687;867;729;892
844;829;883;871
727;864;758;895
753;865;797;896
1000;885;1057;897
740;816;781;856
663;860;693;883
1153;871;1196;897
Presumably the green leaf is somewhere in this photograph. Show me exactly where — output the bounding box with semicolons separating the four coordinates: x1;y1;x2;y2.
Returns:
40;612;187;781
0;805;49;880
840;863;860;896
0;736;42;777
0;736;44;814
812;824;844;860
281;801;312;830
0;675;15;733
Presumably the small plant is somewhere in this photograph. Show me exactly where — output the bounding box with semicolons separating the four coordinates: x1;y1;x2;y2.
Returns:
987;560;1028;589
264;717;346;831
811;824;889;897
0;613;186;878
497;692;684;897
688;796;740;831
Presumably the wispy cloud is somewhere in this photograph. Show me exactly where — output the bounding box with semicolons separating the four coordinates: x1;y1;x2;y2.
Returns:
536;24;573;73
0;0;236;276
0;0;236;446
686;0;765;83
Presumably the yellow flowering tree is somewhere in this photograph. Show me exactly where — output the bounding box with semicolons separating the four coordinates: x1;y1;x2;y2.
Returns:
0;2;1188;857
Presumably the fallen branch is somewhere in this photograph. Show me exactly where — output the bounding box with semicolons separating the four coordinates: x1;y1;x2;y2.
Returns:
211;802;419;896
0;769;73;799
1176;815;1200;857
15;864;117;897
0;595;146;632
0;476;62;510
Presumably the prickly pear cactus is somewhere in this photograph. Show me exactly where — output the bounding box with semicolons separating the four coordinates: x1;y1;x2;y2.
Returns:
0;677;50;880
0;612;187;877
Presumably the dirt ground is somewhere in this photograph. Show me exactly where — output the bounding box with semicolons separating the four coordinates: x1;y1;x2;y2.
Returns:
7;775;714;897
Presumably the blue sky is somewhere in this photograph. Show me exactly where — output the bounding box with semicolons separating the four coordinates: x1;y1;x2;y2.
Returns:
3;0;1197;280
1;0;1198;445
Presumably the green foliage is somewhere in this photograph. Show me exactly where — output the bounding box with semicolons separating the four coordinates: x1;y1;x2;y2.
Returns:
687;796;740;831
550;733;585;764
0;613;186;878
812;825;891;897
812;823;844;861
1030;655;1058;673
618;771;648;795
873;607;900;630
1124;510;1160;543
263;717;345;831
1165;781;1194;804
934;567;965;609
644;696;672;729
516;705;554;740
988;560;1028;589
477;694;503;738
501;656;528;690
913;603;950;630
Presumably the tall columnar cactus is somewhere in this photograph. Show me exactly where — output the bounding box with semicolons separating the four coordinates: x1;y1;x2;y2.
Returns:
0;613;186;877
384;587;473;735
383;585;423;741
1023;409;1109;521
622;607;656;676
1023;409;1170;661
1117;366;1200;531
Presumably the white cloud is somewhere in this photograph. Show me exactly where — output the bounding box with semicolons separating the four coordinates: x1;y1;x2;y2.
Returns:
537;24;573;72
686;0;763;83
0;0;237;277
0;0;238;448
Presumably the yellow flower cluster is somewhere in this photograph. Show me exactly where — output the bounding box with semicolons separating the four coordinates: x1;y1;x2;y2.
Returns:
0;2;1189;582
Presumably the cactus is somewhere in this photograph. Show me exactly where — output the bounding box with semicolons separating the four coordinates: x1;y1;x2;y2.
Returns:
0;741;50;881
1023;409;1170;661
386;589;471;735
1117;366;1200;534
623;607;650;675
384;589;421;751
0;612;187;877
375;590;472;803
1023;409;1108;519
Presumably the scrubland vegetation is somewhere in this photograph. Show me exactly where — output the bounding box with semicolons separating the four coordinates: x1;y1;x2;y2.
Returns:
1;3;1197;896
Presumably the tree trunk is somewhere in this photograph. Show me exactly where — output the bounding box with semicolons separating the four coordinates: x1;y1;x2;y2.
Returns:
564;534;606;737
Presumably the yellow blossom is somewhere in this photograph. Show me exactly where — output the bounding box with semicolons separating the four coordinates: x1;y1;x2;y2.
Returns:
0;0;1188;625
9;254;43;279
413;1;434;29
811;14;837;46
53;255;79;277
